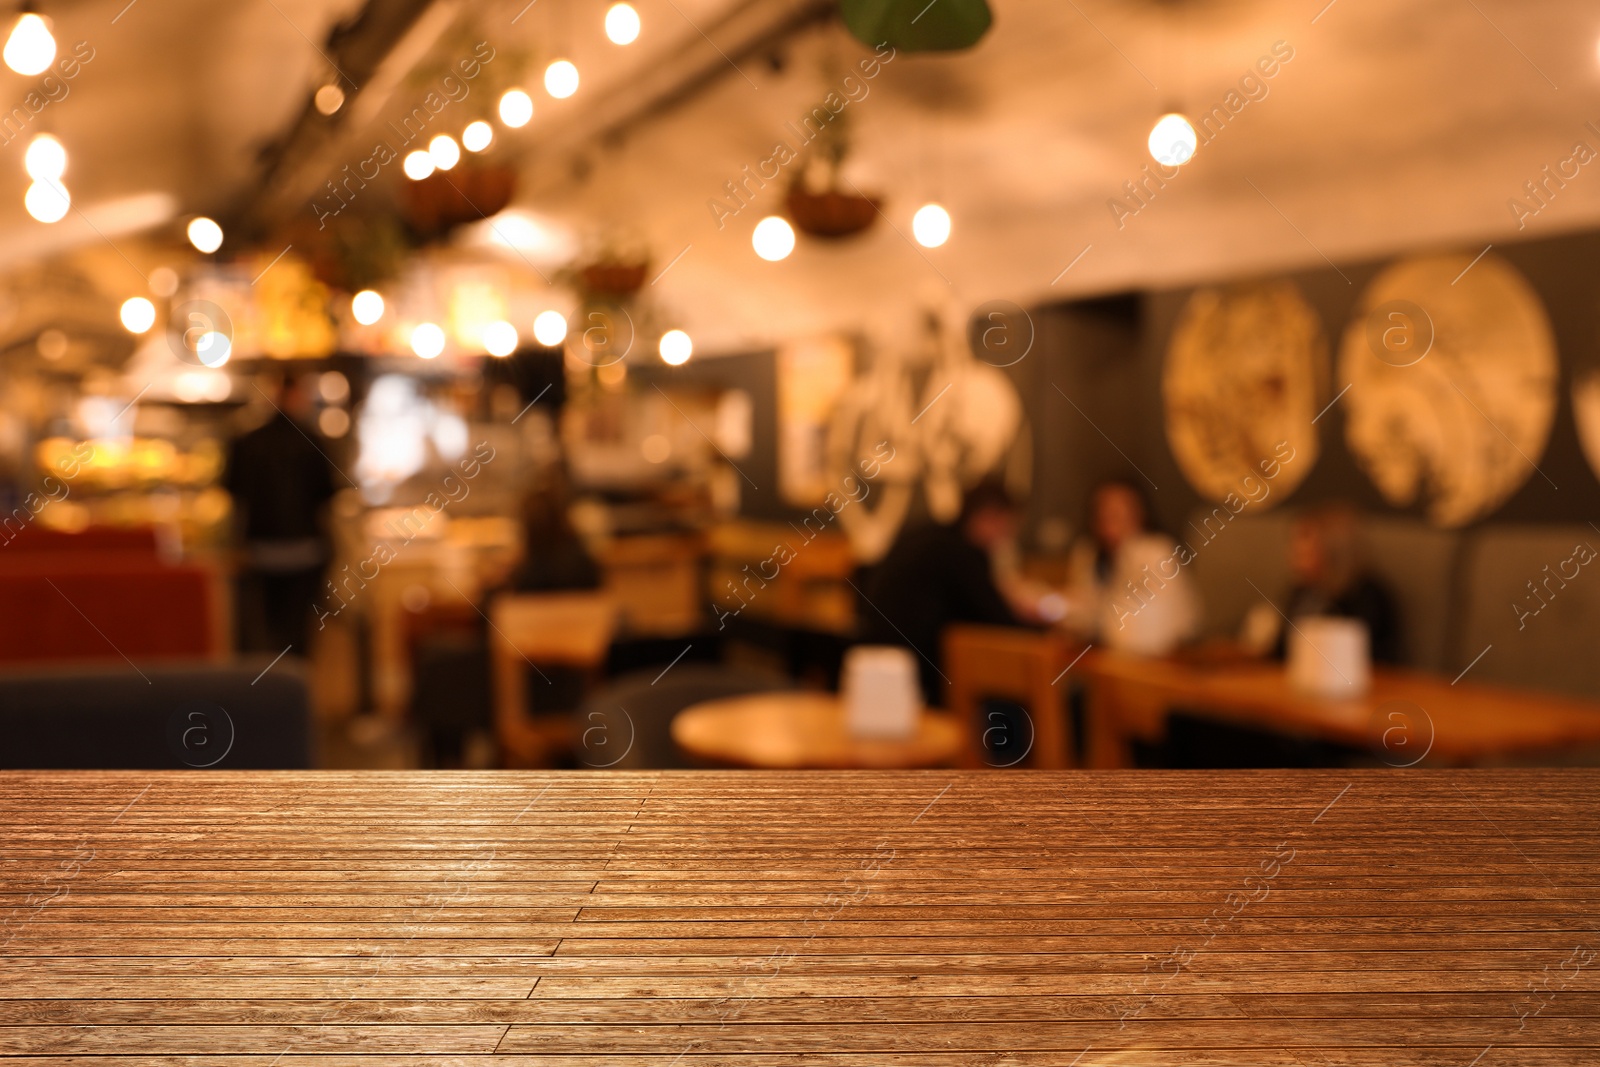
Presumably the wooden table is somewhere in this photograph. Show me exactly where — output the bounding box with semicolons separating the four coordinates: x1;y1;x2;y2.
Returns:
3;770;1598;1061
672;691;965;769
1081;651;1600;769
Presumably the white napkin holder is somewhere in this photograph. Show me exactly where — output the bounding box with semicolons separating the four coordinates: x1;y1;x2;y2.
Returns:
842;645;922;739
1288;616;1371;699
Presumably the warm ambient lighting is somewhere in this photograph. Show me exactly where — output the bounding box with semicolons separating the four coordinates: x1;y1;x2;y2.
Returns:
1148;112;1198;166
532;310;568;347
3;12;54;77
483;320;518;357
428;134;460;171
462;120;493;152
752;216;795;261
402;150;434;180
187;216;223;253
195;330;231;368
544;59;579;99
659;329;692;365
912;203;952;248
119;297;155;334
24;179;68;223
23;133;64;180
351;289;385;325
498;89;533;128
605;2;641;45
411;322;446;359
314;83;345;115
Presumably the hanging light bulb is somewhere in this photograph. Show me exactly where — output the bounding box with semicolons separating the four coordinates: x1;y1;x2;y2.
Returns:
532;310;567;347
751;216;795;262
483;320;518;357
462;120;493;152
23;133;64;181
605;2;641;45
411;322;446;359
351;290;385;325
314;83;345;115
498;89;534;128
659;329;692;366
428;134;460;171
544;60;579;99
187;217;223;253
4;10;55;77
119;297;156;334
912;203;952;248
1148;112;1198;166
24;179;68;223
402;150;435;180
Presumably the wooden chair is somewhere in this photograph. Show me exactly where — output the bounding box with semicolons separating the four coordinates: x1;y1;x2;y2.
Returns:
489;591;618;767
943;624;1079;768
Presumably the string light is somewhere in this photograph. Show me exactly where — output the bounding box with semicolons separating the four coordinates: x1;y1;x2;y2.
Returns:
483;320;518;357
605;3;641;45
544;60;579;99
351;290;385;325
3;11;54;77
752;216;795;261
1148;112;1198;166
24;179;68;223
533;310;567;347
119;297;155;334
462;120;493;152
659;329;692;365
912;203;951;248
23;133;64;180
314;84;345;115
402;150;435;180
411;323;446;359
187;217;223;253
428;134;460;171
498;89;533;128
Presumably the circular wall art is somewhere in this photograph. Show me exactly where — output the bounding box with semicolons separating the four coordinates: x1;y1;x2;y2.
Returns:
1573;370;1600;484
1163;280;1325;506
1337;252;1557;528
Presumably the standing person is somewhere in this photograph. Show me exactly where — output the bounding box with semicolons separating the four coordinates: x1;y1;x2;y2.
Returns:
1063;479;1198;656
859;479;1031;704
225;372;336;655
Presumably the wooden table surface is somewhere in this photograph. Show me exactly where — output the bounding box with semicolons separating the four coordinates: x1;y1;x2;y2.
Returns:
672;692;966;769
1082;651;1600;768
3;769;1598;1062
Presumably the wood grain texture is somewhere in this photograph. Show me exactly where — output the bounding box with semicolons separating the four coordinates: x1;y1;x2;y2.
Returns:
2;769;1598;1063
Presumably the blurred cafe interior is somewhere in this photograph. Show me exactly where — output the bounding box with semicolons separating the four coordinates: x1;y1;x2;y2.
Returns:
3;0;1600;775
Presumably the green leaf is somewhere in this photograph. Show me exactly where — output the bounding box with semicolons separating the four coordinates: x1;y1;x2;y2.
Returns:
840;0;992;52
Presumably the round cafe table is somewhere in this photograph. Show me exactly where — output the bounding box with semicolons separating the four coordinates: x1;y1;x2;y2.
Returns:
671;691;966;769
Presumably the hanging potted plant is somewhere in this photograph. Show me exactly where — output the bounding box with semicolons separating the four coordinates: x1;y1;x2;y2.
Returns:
785;99;881;239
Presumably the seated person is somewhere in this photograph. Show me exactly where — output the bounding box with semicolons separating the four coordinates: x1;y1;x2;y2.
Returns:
1063;479;1198;656
1260;502;1402;665
859;479;1035;704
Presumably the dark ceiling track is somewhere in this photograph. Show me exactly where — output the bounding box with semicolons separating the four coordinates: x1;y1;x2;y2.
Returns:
230;0;442;241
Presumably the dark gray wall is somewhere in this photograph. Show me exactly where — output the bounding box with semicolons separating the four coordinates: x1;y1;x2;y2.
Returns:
1023;227;1600;544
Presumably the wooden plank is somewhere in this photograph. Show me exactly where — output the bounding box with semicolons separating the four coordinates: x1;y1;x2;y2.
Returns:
1;769;1597;1062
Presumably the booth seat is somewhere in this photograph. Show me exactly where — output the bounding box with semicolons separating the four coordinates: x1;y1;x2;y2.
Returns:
0;528;227;664
1186;511;1600;699
0;660;311;769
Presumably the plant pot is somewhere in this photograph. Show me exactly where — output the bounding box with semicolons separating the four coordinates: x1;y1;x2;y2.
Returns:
786;185;880;238
399;163;517;242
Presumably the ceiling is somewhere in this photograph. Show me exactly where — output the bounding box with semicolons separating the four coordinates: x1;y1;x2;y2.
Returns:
4;0;1600;353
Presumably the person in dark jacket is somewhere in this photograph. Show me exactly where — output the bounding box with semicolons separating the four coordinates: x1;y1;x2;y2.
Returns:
225;372;336;654
859;480;1023;704
1273;502;1402;665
